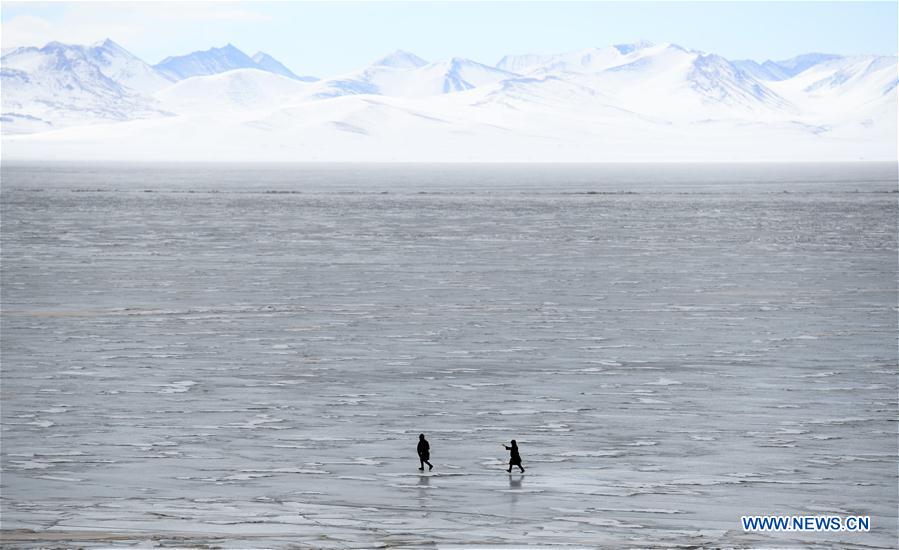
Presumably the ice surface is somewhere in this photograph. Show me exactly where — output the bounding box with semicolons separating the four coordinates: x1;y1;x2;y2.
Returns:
0;163;896;548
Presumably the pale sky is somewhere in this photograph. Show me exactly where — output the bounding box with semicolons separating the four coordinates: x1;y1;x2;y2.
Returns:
2;1;896;77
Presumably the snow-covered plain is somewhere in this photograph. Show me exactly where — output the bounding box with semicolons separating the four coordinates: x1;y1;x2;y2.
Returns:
1;163;897;548
1;40;895;161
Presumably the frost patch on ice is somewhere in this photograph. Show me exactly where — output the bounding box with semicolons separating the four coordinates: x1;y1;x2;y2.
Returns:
230;414;287;429
239;468;328;474
8;460;53;470
26;419;55;428
560;450;625;458
556;516;644;528
157;380;196;394
645;378;682;386
808;417;874;425
35;475;84;482
352;457;383;466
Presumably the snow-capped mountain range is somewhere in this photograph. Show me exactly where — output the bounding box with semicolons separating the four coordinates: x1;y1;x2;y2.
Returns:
1;39;895;161
154;43;317;82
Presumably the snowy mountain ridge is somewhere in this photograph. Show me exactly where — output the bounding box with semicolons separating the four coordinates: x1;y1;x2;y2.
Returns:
153;44;315;82
1;39;172;132
251;52;318;82
1;39;895;161
304;55;520;99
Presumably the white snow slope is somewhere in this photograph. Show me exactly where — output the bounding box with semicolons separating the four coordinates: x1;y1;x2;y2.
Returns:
2;39;896;161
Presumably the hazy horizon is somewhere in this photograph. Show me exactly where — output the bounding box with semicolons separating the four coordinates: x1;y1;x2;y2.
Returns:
3;1;896;76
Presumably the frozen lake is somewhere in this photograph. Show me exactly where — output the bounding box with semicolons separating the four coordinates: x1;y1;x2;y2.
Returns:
1;163;897;548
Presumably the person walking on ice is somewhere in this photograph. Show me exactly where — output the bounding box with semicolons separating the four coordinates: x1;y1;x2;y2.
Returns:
503;439;525;473
417;433;433;471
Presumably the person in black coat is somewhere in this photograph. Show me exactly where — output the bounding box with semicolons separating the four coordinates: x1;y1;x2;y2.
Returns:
417;433;433;471
503;439;525;473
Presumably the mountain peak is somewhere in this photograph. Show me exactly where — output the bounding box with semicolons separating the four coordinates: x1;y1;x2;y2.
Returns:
93;38;119;49
776;52;841;71
373;49;428;69
207;43;248;57
41;41;71;52
90;38;132;57
733;52;844;82
250;51;317;81
443;57;508;74
155;43;257;80
612;40;656;55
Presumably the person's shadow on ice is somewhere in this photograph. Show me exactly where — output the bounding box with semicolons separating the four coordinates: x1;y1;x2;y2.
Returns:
508;475;522;490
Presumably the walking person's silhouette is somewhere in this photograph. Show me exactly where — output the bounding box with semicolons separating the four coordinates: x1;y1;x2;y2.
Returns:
503;439;525;473
417;433;433;471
